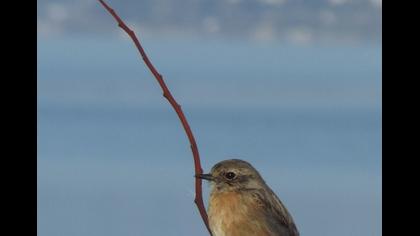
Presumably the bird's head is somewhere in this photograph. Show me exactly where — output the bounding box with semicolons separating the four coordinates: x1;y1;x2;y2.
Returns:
196;159;266;193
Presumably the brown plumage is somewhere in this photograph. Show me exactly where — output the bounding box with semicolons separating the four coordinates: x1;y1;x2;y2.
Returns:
197;159;299;236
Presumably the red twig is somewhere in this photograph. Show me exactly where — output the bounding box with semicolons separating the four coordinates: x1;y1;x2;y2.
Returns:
97;0;211;234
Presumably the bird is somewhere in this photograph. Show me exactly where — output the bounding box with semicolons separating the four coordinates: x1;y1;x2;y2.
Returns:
196;159;299;236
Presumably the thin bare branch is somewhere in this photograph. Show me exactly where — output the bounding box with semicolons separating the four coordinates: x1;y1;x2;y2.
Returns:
97;0;211;234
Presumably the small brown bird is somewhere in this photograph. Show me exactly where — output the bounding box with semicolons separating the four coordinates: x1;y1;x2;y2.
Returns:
197;159;299;236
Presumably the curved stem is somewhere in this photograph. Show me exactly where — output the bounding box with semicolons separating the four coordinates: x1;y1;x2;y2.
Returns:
97;0;211;234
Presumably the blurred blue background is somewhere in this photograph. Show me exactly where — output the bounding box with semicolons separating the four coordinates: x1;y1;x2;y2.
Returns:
38;0;381;236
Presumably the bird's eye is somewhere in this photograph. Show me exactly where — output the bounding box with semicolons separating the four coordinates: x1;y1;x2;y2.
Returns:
225;172;236;180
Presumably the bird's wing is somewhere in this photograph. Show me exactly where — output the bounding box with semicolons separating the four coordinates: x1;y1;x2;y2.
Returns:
249;188;300;236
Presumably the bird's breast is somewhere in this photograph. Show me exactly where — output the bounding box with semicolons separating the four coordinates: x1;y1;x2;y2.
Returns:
208;191;272;236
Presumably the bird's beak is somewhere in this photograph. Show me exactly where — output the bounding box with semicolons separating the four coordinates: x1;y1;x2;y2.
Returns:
195;173;214;181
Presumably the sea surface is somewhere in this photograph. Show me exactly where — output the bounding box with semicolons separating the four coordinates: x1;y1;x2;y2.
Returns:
38;37;381;236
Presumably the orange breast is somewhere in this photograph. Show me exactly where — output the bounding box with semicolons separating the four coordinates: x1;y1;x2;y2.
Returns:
208;191;272;236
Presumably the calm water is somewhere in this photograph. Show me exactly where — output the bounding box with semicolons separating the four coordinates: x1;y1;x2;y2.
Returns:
38;37;381;236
